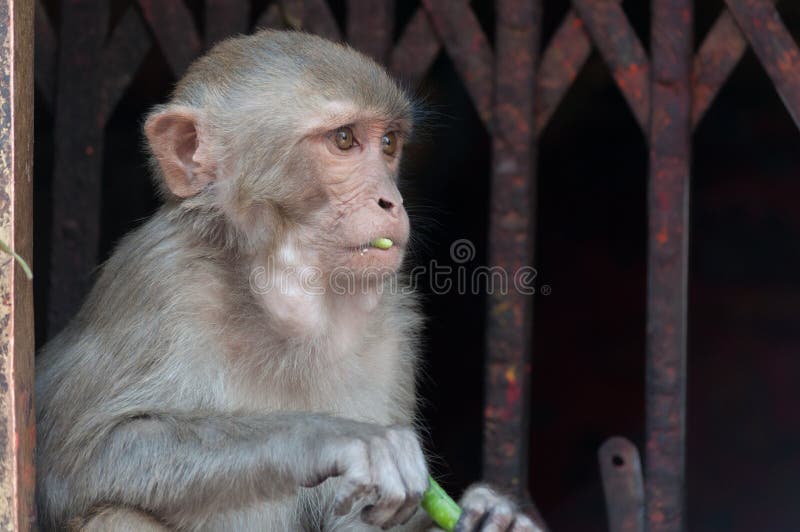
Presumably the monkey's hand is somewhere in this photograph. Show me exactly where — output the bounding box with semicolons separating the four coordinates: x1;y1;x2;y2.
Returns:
301;421;429;529
454;485;542;532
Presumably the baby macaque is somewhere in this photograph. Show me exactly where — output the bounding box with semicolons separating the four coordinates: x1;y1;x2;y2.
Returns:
36;30;539;531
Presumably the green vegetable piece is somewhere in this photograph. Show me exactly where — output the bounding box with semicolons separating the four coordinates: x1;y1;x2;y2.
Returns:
370;237;393;250
0;238;32;280
421;476;462;531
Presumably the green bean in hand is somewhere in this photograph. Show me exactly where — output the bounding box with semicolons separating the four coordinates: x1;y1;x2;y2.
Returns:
421;476;462;531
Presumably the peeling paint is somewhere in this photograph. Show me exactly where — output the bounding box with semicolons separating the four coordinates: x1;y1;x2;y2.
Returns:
0;0;35;529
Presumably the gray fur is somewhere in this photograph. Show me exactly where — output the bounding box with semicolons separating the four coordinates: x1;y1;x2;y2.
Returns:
36;30;538;532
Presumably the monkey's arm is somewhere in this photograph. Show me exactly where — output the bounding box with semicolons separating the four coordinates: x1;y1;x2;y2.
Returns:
49;411;428;527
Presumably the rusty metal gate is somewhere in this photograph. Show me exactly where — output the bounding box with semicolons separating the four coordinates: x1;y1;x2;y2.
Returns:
1;0;799;529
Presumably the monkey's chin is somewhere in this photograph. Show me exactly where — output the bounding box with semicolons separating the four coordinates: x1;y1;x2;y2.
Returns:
345;245;404;276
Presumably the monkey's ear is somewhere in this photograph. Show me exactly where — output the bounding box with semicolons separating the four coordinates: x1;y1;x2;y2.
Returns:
144;107;218;198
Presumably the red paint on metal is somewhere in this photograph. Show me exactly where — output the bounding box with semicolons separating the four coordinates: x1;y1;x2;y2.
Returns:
646;1;692;530
421;0;494;129
390;8;441;88
347;0;394;63
483;2;544;529
692;9;748;127
572;0;650;133
505;367;522;407
727;0;800;128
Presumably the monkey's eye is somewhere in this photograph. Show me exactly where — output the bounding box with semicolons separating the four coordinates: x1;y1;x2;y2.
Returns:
381;132;398;156
334;127;355;150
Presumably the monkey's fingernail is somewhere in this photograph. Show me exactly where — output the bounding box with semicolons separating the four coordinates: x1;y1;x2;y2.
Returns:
370;237;393;250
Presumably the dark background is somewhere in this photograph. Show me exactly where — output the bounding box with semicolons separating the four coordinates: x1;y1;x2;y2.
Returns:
33;1;800;530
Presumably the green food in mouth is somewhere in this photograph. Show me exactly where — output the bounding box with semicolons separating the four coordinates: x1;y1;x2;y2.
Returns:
421;476;462;531
370;237;393;250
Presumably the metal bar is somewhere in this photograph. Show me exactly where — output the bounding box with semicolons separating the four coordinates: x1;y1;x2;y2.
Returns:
0;0;35;528
137;0;202;78
278;0;304;31
692;9;748;128
599;437;645;532
536;0;626;135
389;8;441;89
484;0;540;519
420;0;493;129
255;3;285;30
303;0;341;41
347;0;394;63
47;0;109;335
205;0;250;49
536;10;592;135
726;0;800;129
281;0;341;42
99;7;152;123
571;0;650;134
646;0;692;530
34;0;55;107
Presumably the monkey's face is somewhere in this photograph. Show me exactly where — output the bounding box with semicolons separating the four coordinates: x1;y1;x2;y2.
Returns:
143;31;416;286
298;114;411;276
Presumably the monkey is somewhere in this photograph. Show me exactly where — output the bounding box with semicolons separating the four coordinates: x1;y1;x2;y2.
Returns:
35;30;540;532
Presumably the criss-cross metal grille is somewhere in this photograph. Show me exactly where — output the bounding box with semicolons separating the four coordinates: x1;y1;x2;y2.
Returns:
3;0;797;530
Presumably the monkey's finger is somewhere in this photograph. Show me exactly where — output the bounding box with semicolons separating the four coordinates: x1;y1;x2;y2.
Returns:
335;478;377;517
387;428;428;494
299;460;341;488
333;441;375;516
383;493;422;529
380;462;425;529
476;507;514;532
455;485;496;532
379;429;427;529
360;440;406;527
509;514;542;532
454;508;489;532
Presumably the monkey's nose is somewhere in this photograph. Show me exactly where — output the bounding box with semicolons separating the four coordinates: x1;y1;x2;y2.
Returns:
378;197;401;217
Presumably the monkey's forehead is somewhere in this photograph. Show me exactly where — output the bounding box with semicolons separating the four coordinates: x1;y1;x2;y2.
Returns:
299;100;413;136
174;30;414;124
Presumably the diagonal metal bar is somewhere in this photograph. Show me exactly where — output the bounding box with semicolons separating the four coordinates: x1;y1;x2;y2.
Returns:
347;0;394;63
389;8;441;89
646;0;692;530
571;0;650;134
302;0;341;41
536;10;592;135
537;0;632;136
726;0;800;129
48;0;110;335
99;7;151;124
34;0;56;108
137;0;202;79
420;0;494;129
255;3;286;30
281;0;341;42
692;9;748;128
205;0;249;49
599;437;645;532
